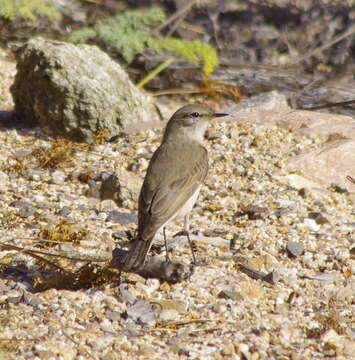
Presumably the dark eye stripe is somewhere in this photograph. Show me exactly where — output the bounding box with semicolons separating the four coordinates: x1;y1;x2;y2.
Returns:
191;112;200;117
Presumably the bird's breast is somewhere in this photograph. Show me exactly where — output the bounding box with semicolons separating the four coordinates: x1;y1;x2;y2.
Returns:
174;185;202;219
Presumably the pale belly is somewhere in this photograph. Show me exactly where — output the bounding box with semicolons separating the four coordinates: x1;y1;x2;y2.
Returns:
175;185;202;219
159;185;202;230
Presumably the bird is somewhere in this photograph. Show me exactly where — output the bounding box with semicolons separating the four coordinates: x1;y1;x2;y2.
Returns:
122;104;228;271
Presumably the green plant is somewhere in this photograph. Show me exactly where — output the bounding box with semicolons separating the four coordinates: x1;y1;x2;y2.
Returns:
152;37;218;76
0;0;61;21
69;8;166;63
69;8;219;77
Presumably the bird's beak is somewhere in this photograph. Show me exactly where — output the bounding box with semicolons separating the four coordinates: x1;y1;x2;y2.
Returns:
212;113;229;118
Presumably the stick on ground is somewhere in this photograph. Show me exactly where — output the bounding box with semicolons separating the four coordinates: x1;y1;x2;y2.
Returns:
110;248;194;283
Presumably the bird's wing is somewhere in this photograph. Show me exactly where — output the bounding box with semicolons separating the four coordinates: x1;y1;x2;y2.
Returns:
138;142;208;241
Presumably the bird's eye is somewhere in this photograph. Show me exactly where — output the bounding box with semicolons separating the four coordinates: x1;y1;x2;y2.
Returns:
191;112;200;118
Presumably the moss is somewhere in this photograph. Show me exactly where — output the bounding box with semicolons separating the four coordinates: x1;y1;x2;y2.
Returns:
0;0;61;21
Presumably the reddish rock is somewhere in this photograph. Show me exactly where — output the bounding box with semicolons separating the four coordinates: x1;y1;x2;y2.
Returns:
230;92;355;191
286;139;355;192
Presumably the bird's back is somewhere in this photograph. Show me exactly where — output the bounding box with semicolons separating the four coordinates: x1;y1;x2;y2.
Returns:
137;138;208;240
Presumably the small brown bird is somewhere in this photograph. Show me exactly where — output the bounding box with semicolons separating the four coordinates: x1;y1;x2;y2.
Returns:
122;104;228;271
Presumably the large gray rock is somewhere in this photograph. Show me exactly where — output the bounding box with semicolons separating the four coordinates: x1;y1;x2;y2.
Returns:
11;38;157;142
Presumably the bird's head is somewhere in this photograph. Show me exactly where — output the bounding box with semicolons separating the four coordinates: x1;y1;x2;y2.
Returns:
164;104;228;143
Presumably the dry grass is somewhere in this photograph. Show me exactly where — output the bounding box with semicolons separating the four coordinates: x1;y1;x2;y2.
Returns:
39;222;89;248
1;138;88;174
31;138;87;169
92;128;109;145
198;77;243;104
33;264;121;291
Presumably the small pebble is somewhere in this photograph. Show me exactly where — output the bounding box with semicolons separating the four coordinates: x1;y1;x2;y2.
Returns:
308;211;329;225
303;218;320;231
18;205;36;218
286;240;304;257
205;130;221;140
106;211;137;224
51;170;66;184
56;206;71;216
218;290;243;301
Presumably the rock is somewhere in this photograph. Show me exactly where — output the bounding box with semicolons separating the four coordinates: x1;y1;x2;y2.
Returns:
115;169;141;209
286;241;304;257
233;165;246;176
229;91;354;137
10;200;36;218
303;218;320;231
321;329;355;359
99;173;121;202
205;130;221;140
105;310;121;322
51;170;66;184
106;211;137;225
126;300;157;327
238;204;269;220
298;188;308;198
236;343;251;359
307;212;329;225
77;170;95;183
153;299;187;313
11;38;157;143
221;343;235;356
158;309;179;322
18;206;35;218
218;289;244;301
100;169;141;209
118;284;136;304
83;180;100;199
83;169;140;209
276;199;297;208
56;206;71;217
329;183;348;194
279;110;354;136
228;91;355;192
228;91;290;122
95;170;116;182
112;230;128;240
287;139;355;192
278;111;355;139
10;200;32;209
279;174;323;190
321;329;343;350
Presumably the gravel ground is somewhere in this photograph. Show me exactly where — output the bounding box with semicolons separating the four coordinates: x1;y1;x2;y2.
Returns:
0;49;354;360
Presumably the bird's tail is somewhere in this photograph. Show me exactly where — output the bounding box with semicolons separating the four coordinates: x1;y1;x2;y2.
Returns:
122;237;152;271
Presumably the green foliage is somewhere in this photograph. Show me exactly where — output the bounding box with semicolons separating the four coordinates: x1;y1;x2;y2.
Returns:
69;8;166;63
69;8;219;76
152;38;219;76
68;27;97;43
0;0;61;21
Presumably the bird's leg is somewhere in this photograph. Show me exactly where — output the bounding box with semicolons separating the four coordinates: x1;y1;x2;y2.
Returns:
163;227;170;262
174;214;204;265
183;213;197;265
